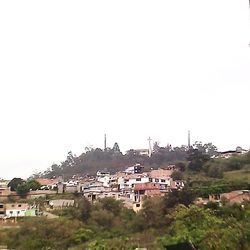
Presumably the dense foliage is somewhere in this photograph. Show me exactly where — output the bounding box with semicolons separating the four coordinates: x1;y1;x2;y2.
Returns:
1;196;249;249
36;141;220;179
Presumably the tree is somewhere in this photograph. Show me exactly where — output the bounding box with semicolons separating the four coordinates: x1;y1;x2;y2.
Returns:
98;197;123;216
187;149;210;171
26;180;41;191
203;143;218;156
175;162;186;172
163;189;195;210
158;205;223;248
8;178;25;191
112;142;121;153
171;171;184;181
16;183;30;197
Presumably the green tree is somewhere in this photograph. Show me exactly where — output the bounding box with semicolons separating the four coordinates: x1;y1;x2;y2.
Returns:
158;205;223;248
171;170;184;181
112;142;121;153
16;183;30;197
187;149;210;171
8;178;24;191
98;197;123;216
163;189;195;210
26;179;41;191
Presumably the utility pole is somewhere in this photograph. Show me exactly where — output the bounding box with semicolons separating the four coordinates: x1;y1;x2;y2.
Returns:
188;130;191;149
104;134;107;151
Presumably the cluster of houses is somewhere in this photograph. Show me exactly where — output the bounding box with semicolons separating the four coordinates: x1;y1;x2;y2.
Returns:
0;162;249;216
29;164;184;211
81;165;185;210
0;164;184;212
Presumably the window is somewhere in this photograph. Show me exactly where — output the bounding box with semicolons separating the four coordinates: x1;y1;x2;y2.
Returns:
11;204;15;207
136;178;141;181
18;204;22;207
0;204;3;208
161;179;165;183
149;178;152;182
136;204;140;207
155;178;159;182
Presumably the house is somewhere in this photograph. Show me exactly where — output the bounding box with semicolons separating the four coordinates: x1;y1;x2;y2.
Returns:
0;181;11;201
118;174;149;192
83;181;109;202
48;199;74;209
133;183;161;202
0;187;11;201
35;178;58;190
132;183;162;212
5;203;29;218
170;180;185;190
126;149;150;156
220;190;250;204
124;164;144;174
148;169;173;189
217;147;249;159
0;203;5;218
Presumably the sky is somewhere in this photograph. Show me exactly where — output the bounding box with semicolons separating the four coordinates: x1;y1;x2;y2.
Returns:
0;0;250;179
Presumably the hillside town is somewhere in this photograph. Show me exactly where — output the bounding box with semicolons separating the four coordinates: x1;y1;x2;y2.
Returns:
0;158;249;222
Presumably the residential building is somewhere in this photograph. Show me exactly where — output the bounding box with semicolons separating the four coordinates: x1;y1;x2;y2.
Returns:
221;190;250;204
48;199;74;209
5;203;29;218
132;183;161;203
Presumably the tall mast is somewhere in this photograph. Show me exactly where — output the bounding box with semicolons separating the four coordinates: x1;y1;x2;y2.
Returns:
188;130;191;149
104;134;107;151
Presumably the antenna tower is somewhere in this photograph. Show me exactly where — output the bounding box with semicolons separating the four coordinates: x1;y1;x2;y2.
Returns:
104;134;107;151
188;130;191;149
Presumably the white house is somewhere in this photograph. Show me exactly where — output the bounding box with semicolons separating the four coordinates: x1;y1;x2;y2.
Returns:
118;174;150;191
5;203;29;218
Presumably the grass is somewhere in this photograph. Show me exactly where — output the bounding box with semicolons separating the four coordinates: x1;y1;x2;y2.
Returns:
224;169;250;183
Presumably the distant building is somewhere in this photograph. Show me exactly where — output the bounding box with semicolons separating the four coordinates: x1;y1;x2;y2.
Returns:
5;203;29;218
48;199;74;209
124;164;144;174
221;190;250;204
217;147;249;159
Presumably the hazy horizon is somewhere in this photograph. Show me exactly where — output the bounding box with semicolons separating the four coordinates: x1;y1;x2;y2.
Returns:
1;0;250;179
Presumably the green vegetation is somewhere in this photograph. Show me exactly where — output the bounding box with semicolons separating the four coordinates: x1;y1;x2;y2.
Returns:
3;143;249;249
224;169;250;183
2;196;249;249
8;178;41;197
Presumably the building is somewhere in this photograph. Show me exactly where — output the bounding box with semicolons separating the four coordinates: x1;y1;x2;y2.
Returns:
5;203;29;218
133;183;161;202
124;164;144;174
48;199;74;209
35;178;58;190
0;203;5;218
221;190;250;204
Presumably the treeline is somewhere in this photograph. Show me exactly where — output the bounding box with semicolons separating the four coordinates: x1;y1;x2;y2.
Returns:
2;193;250;249
37;141;218;179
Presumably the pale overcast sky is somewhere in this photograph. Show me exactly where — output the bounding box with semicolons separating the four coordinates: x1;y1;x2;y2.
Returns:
0;1;250;179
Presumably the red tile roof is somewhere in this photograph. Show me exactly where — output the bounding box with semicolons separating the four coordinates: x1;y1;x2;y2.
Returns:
149;169;173;178
134;182;160;191
35;178;58;186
